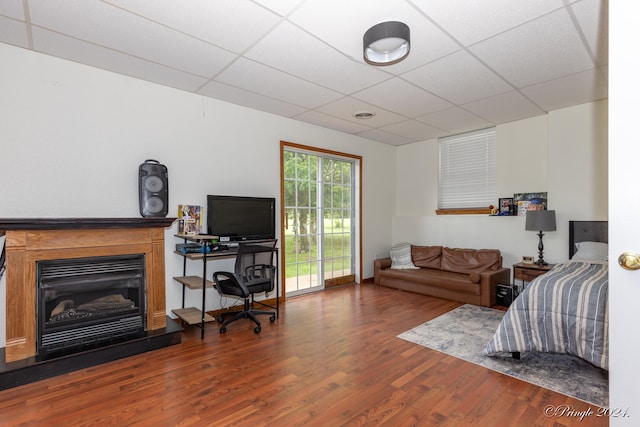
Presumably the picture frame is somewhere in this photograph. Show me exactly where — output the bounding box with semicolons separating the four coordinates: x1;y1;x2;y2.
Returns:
522;256;534;264
498;197;514;215
177;204;203;236
513;192;548;216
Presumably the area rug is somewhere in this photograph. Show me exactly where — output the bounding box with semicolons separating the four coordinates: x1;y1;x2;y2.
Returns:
398;304;608;407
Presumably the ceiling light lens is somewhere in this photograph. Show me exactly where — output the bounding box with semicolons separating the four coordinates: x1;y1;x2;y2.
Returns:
369;37;407;53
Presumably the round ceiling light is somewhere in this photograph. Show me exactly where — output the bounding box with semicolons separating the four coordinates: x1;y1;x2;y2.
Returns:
363;21;410;66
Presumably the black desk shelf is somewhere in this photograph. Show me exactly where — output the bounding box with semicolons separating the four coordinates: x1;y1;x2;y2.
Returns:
172;235;225;338
172;235;280;338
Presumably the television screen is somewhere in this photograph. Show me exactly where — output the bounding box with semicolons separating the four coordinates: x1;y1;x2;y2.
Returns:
207;195;275;241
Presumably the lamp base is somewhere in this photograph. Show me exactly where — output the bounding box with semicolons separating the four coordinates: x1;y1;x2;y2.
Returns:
536;231;547;266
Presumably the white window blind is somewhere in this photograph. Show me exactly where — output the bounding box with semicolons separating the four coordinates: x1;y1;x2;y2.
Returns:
439;127;496;209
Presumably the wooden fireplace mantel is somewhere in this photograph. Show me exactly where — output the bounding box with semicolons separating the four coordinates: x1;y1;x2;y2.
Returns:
1;217;176;363
0;217;176;230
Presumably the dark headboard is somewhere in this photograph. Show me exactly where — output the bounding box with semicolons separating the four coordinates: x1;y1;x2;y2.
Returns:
569;220;608;259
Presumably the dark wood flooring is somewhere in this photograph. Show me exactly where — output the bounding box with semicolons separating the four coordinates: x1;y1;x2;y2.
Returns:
0;284;607;426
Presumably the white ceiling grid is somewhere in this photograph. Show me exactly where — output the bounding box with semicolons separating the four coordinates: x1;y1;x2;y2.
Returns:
0;0;608;146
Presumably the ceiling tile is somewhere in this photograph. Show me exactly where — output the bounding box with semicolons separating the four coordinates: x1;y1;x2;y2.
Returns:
357;128;415;146
412;0;564;45
520;68;608;112
403;50;513;104
600;64;608;80
417;107;493;134
105;0;281;54
216;58;343;109
199;80;308;118
571;0;608;66
316;96;407;127
252;0;307;17
0;16;29;48
470;8;596;88
32;27;209;92
294;110;372;134
353;78;452;118
463;91;545;124
245;21;389;94
379;119;445;141
0;0;24;19
29;0;237;77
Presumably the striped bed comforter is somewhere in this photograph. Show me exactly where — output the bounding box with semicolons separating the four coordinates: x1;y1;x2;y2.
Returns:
485;260;609;370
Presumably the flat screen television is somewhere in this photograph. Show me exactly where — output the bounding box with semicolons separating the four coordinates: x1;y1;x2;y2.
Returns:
207;195;276;242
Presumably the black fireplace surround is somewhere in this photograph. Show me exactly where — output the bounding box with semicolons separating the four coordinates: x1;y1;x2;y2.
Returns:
37;254;146;356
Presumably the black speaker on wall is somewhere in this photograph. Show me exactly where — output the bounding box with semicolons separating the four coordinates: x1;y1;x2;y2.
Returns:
138;159;168;217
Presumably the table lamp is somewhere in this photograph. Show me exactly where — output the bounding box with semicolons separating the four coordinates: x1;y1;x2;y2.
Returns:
525;210;556;265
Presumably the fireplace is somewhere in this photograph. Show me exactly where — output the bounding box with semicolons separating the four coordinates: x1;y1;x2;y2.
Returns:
37;254;146;356
1;217;176;363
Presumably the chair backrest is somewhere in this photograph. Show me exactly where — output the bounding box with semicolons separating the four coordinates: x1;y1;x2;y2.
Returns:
234;239;277;292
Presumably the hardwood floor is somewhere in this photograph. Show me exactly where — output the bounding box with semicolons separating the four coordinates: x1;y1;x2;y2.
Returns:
0;284;607;426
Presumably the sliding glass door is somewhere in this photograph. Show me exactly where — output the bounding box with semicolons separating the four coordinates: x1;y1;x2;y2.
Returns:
282;144;358;296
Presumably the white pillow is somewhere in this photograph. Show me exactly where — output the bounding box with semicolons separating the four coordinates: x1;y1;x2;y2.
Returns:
573;241;608;261
390;242;419;270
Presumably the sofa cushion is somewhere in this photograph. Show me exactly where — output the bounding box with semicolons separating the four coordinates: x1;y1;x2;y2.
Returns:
411;245;442;269
390;242;419;269
440;247;501;273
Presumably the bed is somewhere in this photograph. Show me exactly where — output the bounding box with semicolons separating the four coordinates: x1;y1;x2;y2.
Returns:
485;220;609;370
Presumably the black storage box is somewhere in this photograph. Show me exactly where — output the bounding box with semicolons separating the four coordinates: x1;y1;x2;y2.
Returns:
496;284;515;306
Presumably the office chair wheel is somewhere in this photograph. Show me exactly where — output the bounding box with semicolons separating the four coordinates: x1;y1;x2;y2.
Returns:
254;325;261;334
270;315;276;323
220;326;227;334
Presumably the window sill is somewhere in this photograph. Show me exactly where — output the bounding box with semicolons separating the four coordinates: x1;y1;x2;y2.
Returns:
436;208;492;215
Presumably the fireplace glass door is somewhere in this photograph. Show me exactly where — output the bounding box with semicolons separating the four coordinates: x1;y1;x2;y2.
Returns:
37;254;146;355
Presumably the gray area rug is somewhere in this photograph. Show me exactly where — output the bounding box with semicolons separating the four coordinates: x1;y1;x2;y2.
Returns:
398;304;608;407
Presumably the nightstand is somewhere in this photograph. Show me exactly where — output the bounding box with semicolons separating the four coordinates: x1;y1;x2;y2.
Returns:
513;262;555;291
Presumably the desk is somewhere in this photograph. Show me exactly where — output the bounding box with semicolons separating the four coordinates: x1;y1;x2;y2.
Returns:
172;236;278;338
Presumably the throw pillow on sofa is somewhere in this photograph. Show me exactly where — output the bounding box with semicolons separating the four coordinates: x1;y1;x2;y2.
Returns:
390;242;419;269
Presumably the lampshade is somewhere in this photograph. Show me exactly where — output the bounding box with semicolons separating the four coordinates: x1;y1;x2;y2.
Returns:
363;21;410;66
525;210;557;232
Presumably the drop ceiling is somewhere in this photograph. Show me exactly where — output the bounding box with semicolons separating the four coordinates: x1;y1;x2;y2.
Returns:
0;0;608;146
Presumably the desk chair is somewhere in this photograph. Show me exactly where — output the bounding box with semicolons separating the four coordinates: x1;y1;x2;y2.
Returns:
212;240;277;334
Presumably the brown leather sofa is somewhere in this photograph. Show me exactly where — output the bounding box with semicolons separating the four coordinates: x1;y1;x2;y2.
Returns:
374;245;510;307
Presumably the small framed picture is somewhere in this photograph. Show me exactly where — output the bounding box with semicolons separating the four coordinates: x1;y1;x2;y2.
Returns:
514;192;548;215
522;256;534;264
498;197;514;215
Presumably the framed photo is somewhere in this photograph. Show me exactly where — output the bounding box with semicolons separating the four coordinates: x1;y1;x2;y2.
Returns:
522;256;534;264
498;197;514;215
513;192;548;216
177;204;203;235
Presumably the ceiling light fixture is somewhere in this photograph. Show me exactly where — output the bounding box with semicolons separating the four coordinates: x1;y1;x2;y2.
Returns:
363;21;410;66
353;111;376;119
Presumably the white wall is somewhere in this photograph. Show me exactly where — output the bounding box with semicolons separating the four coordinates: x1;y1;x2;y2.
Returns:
0;41;608;348
0;43;396;345
392;100;608;275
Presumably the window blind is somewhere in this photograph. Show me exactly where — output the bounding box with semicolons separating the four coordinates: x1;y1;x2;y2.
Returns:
438;127;496;209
